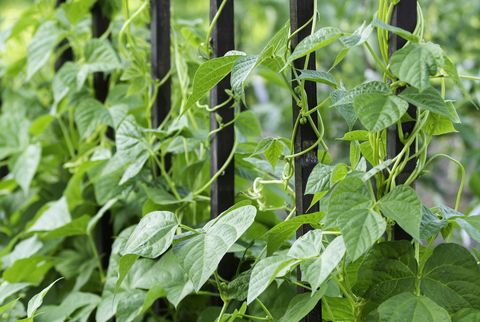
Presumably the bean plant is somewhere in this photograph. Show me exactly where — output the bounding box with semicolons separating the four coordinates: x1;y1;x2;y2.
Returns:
0;0;479;321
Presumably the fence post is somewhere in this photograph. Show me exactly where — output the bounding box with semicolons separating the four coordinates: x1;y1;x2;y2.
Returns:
92;1;110;103
209;0;236;279
92;0;113;269
151;0;171;128
290;1;321;321
54;0;73;71
388;0;417;240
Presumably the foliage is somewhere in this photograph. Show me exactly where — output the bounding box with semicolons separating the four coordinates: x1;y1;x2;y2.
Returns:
0;0;479;321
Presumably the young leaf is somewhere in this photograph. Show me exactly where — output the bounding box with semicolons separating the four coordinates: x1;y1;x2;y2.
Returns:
305;164;334;194
264;212;325;255
174;205;256;291
74;98;113;139
375;292;450;322
390;43;442;91
338;209;386;261
398;86;458;121
379;185;422;240
12;143;41;193
287;230;323;259
327;176;372;221
353;93;409;132
277;286;326;322
456;216;480;243
340;22;374;48
185;55;241;110
296;70;337;88
27;21;63;79
247;255;298;304
288;27;343;62
28;197;71;232
121;211;178;258
302;236;346;291
133;251;194;307
231;55;259;100
27;279;61;318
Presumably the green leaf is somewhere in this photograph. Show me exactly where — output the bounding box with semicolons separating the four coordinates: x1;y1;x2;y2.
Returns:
452;308;480;322
0;282;29;305
323;297;355;321
43;215;89;240
331;81;391;107
390;43;442;91
420;207;447;240
379;185;422;240
456;216;480;243
372;17;420;43
353;93;409;132
231;55;259;100
277;286;327;322
78;39;121;85
289;27;342;62
174;205;256;291
185;55;241;110
27;21;63;79
354;241;417;305
0;299;18;315
3;256;53;285
12;143;41;193
338;209;386;261
297;70;337;87
264;212;324;255
74;98;113;139
375;292;450;322
340;22;374;48
115;254;139;292
399;86;458;121
139;286;167;315
420;243;480;313
27;279;61;318
302;236;346;291
133;251;194;307
121;211;178;258
305;164;334;194
287;230;324;259
28;197;71;232
35;292;100;322
52;62;80;104
340;130;369;141
252;138;285;170
424;112;457;136
2;236;43;269
247;255;298;304
327;176;372;222
235;110;262;138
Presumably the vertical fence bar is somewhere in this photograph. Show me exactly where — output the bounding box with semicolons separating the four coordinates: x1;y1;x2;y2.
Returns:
388;0;417;240
209;0;236;279
92;1;110;103
290;1;321;321
151;0;171;129
54;0;73;71
92;0;113;269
